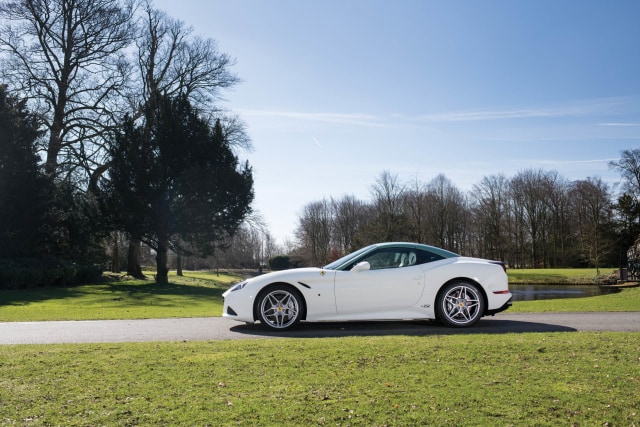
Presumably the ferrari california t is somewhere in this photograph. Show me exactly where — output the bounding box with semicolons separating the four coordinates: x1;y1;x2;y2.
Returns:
222;242;512;330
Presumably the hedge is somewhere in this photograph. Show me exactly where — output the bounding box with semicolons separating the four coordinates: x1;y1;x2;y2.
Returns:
0;257;103;290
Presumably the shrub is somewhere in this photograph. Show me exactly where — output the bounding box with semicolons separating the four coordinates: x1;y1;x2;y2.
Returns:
0;257;103;290
268;255;292;271
0;259;25;289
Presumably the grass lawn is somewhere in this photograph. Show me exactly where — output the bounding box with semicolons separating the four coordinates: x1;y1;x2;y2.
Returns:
1;269;638;321
0;332;638;426
1;269;639;426
510;284;640;312
0;271;239;322
507;267;619;284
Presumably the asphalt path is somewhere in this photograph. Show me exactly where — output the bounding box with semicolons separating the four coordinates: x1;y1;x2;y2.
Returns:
1;312;639;344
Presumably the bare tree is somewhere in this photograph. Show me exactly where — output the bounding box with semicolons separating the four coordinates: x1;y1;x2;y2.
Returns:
403;176;430;244
0;0;135;181
571;177;613;273
214;223;268;269
231;212;276;268
610;148;640;201
542;171;571;267
368;170;408;241
504;178;526;267
471;174;509;261
509;169;552;267
331;195;368;255
291;166;624;268
133;3;237;105
425;174;467;252
297;199;333;266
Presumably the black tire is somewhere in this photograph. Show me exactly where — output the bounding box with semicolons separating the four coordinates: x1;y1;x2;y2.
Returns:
256;285;303;330
436;281;485;327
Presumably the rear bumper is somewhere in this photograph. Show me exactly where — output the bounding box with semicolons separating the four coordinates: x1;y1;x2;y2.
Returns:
485;296;512;316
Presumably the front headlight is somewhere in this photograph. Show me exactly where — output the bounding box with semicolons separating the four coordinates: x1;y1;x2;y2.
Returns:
229;280;248;292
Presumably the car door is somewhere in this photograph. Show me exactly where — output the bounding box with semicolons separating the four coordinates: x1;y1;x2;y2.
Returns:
334;247;425;315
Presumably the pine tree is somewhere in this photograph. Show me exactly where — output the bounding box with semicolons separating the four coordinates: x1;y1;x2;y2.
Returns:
0;85;49;258
104;94;253;283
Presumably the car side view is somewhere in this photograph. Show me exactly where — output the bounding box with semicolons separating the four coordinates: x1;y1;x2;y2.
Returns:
222;242;512;330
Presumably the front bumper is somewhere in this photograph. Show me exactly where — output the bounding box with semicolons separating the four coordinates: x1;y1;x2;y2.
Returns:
222;293;256;323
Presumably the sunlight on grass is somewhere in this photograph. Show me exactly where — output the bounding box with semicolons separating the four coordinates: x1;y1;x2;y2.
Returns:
511;285;640;313
0;271;243;322
508;268;619;284
1;270;638;425
1;269;638;321
0;333;638;426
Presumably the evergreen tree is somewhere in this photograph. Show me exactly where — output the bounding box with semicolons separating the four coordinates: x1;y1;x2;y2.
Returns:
0;85;49;258
105;94;253;283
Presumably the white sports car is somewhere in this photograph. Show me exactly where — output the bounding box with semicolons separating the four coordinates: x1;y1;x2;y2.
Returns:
222;242;512;330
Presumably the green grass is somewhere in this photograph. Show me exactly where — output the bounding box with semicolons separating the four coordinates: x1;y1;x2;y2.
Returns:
510;284;640;313
1;269;639;320
1;333;638;426
1;270;639;426
0;272;241;322
508;267;618;284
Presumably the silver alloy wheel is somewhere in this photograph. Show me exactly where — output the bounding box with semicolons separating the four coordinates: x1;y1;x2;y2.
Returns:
258;287;301;330
438;282;484;327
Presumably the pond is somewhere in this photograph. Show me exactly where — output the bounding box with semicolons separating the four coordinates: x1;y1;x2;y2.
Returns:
510;284;620;301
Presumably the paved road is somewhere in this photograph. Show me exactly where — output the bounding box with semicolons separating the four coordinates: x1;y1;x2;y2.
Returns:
1;312;639;344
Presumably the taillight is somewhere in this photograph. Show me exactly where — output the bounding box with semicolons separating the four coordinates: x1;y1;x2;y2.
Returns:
493;290;510;295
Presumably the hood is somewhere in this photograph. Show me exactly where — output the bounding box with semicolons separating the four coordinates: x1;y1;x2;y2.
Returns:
248;267;324;283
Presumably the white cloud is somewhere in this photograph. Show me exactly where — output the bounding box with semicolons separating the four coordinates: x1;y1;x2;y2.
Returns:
235;96;637;129
234;108;388;127
597;122;640;127
415;97;629;123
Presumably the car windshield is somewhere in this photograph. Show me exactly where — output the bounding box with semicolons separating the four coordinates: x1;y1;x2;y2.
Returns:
323;245;376;270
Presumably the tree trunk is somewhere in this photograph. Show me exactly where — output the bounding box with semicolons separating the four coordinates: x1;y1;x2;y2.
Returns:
111;232;120;273
45;129;62;177
156;236;169;284
127;238;145;279
176;253;183;276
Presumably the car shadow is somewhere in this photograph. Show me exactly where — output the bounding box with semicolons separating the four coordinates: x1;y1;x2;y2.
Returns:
229;318;576;338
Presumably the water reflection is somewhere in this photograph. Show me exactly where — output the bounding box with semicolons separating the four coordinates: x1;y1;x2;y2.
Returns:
510;284;620;301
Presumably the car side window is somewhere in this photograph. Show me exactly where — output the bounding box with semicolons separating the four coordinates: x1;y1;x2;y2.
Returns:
415;248;445;264
360;248;417;270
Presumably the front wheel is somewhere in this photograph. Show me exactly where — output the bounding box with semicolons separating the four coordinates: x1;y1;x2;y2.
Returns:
256;285;303;330
436;281;485;327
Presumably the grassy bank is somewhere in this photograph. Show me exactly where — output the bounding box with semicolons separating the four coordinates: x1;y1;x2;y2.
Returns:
1;332;638;426
509;284;640;312
507;267;619;284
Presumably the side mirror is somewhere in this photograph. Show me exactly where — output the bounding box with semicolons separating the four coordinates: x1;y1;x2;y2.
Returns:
351;261;370;272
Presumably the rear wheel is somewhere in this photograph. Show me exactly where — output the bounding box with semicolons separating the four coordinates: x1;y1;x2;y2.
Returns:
436;281;485;327
256;285;303;330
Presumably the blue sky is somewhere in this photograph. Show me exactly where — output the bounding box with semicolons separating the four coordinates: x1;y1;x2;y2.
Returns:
154;0;640;244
